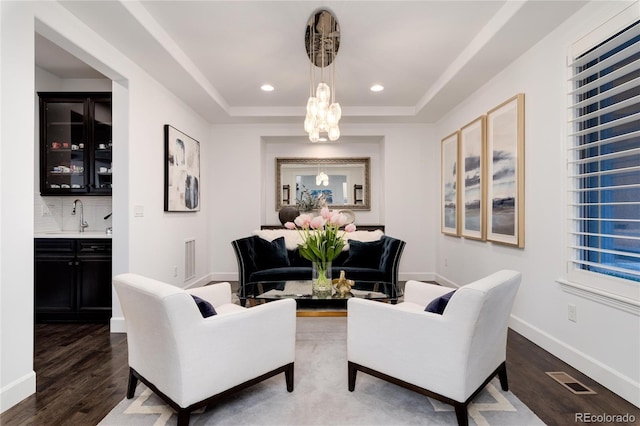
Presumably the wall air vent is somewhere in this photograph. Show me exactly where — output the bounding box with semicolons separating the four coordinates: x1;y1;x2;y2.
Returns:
546;372;596;395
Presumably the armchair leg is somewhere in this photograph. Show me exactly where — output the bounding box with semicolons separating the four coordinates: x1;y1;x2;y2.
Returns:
126;368;138;399
176;411;190;426
348;361;357;391
497;362;508;391
454;404;469;426
285;363;294;392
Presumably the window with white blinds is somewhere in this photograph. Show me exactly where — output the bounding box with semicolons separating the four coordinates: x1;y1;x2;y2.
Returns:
568;20;640;285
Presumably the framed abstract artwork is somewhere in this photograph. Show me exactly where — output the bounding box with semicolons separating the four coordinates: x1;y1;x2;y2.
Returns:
460;116;486;240
441;131;460;236
486;94;525;247
164;125;201;212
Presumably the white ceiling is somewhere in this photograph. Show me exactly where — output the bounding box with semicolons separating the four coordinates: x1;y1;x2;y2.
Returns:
35;1;587;124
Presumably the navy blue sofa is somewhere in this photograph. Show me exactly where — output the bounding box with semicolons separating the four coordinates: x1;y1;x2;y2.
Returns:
231;234;405;304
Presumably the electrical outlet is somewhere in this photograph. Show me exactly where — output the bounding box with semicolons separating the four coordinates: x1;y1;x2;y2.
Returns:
568;304;577;322
41;205;51;216
134;205;144;217
172;266;178;277
444;258;448;267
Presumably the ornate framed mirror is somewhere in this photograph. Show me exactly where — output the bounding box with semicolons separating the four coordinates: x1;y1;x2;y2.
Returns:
276;157;370;211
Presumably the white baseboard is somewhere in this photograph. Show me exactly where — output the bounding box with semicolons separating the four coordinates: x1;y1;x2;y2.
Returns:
433;273;460;288
510;314;640;408
110;316;126;333
183;273;215;289
207;272;239;283
398;272;436;282
0;371;35;413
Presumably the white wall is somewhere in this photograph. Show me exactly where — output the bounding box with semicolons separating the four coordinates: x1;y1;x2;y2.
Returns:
207;123;436;283
1;1;211;411
435;1;639;406
1;1;37;413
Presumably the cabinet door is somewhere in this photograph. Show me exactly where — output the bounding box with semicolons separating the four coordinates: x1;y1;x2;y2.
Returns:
34;255;76;314
38;92;112;196
39;97;89;195
90;98;112;194
76;257;112;313
76;240;112;318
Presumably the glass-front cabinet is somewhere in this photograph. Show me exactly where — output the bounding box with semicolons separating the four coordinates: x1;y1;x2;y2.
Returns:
39;92;112;195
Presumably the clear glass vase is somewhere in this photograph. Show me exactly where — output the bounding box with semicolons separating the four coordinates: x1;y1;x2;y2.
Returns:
312;261;332;297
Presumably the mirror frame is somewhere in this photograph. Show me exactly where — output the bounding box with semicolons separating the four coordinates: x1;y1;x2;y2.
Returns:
276;157;370;211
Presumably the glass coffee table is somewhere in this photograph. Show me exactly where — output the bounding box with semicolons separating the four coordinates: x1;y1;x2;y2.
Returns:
243;280;402;316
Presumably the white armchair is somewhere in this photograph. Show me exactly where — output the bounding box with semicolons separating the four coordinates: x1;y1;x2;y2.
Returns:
347;270;521;426
113;273;297;426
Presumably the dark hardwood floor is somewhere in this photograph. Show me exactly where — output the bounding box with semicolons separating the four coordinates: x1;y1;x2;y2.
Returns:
2;317;638;425
0;323;129;426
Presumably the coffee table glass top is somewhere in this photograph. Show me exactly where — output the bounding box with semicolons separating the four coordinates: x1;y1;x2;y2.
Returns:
244;280;402;304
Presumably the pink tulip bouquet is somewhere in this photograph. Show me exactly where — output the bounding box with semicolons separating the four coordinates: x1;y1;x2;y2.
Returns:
285;208;356;293
284;207;356;264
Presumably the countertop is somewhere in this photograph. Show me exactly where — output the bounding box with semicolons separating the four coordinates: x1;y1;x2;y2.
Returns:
35;231;112;239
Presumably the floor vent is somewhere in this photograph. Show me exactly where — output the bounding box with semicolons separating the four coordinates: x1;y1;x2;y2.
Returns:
546;372;596;395
185;239;196;282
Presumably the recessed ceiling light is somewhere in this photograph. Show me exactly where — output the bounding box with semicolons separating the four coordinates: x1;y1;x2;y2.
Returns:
261;84;274;92
370;84;384;92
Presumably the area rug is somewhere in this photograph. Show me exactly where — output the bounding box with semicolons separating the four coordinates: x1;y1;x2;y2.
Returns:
99;318;543;426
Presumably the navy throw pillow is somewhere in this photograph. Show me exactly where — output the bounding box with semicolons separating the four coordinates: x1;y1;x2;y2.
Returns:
425;290;456;315
343;239;384;269
253;236;290;269
191;295;217;318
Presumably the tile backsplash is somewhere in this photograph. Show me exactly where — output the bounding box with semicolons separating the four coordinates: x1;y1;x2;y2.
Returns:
35;194;112;234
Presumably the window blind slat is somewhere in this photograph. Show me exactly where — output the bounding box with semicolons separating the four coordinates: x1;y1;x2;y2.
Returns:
568;129;640;151
568;165;640;178
569;205;640;211
569;95;640;124
568;217;640;223
568;111;640;138
570;245;640;260
570;231;640;242
568;147;640;164
569;57;640;97
570;76;640;109
569;42;640;83
570;23;640;68
569;259;640;279
568;183;640;192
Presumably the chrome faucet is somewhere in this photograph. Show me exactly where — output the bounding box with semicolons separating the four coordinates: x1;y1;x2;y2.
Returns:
104;212;112;235
71;199;89;232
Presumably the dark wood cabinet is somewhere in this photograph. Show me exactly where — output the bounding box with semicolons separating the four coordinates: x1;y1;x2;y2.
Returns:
38;92;112;195
35;238;112;323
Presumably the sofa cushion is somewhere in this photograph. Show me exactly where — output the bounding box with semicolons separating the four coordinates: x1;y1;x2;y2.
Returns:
344;239;385;269
254;236;290;269
191;295;217;317
288;250;311;267
250;267;313;283
333;267;384;282
424;290;456;315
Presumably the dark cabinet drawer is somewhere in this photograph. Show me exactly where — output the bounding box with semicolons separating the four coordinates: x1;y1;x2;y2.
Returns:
34;238;75;253
77;239;112;254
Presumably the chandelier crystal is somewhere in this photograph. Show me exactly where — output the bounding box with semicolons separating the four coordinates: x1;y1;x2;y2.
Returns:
304;10;341;142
